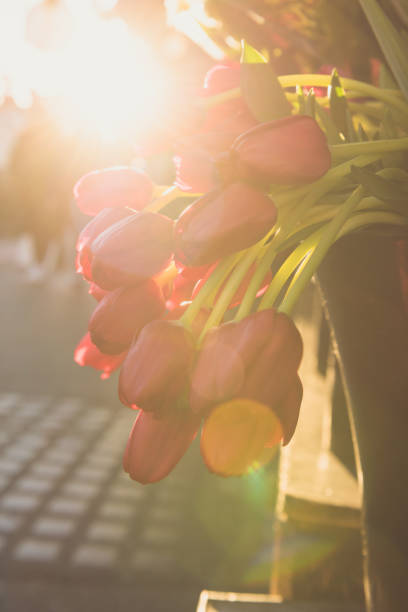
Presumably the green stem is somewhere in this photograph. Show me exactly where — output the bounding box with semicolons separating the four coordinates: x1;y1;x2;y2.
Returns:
238;161;373;318
199;74;408;117
330;137;408;161
197;243;262;344
234;204;301;320
278;186;365;316
275;154;379;208
235;243;277;321
258;226;326;312
180;254;241;331
339;210;408;237
278;74;408;117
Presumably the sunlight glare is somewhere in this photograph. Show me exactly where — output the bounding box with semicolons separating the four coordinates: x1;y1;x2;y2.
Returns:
51;17;167;142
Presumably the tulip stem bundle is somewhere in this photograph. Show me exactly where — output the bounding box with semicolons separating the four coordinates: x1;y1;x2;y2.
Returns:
72;46;408;484
277;186;365;315
201;74;408;119
180;253;240;330
330;137;408;161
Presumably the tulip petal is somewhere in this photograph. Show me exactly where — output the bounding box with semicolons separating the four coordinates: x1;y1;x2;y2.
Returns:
123;409;201;484
74;167;153;216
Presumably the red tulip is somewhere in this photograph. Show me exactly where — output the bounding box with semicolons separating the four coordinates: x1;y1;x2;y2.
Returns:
76;208;132;280
165;263;212;310
201;61;255;133
175;182;277;266
119;320;195;415
195;309;303;477
202;61;241;96
88;280;166;355
91;211;175;291
123;409;201;484
174;114;256;193
191;308;303;443
88;282;109;302
174;62;257;193
74;332;127;380
230;115;331;185
74;167;154;216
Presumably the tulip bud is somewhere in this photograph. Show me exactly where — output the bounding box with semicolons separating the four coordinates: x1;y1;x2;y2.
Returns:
123;409;201;484
74;332;127;380
119;320;195;415
230;115;331;185
91;211;175;291
203;61;241;96
190;309;303;444
88;280;166;355
88;282;109;302
76;208;132;280
175;182;277;266
74;167;154;216
174;118;257;193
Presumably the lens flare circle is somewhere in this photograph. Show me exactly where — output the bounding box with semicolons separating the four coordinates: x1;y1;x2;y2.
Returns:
201;398;282;477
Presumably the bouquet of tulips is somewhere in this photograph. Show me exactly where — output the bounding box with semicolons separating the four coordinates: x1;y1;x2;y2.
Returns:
74;0;408;484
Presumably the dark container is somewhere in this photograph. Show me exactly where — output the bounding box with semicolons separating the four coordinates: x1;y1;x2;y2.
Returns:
318;229;408;612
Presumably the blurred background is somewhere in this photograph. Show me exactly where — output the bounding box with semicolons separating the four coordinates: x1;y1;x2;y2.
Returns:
0;2;282;611
0;1;374;611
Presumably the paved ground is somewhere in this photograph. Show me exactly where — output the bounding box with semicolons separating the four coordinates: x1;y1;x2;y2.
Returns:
0;248;279;612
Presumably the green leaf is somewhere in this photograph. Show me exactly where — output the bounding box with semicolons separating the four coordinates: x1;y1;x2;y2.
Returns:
380;108;399;139
390;0;408;27
240;40;267;64
314;100;343;144
350;165;408;202
296;85;306;115
379;62;398;89
357;123;370;141
359;0;408;101
304;89;316;119
345;108;358;142
240;40;292;122
329;69;349;138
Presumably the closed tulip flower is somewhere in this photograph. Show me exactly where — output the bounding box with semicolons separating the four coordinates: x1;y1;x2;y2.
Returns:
74;332;127;380
230;115;331;185
88;280;166;355
123;409;201;484
119;320;195;415
91;211;175;291
175;182;277;266
88;282;109;302
76;208;132;280
165;263;212;311
190;309;303;475
74;166;154;216
174;61;257;193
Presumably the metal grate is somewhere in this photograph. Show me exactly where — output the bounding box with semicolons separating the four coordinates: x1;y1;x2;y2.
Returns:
0;392;203;585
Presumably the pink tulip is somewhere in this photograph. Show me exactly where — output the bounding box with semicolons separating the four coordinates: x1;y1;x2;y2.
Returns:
123;409;201;484
191;309;303;444
76;208;132;280
89;280;165;355
74;167;154;216
74;332;127;380
230;115;331;185
91;211;175;290
175;182;277;266
119;320;195;415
